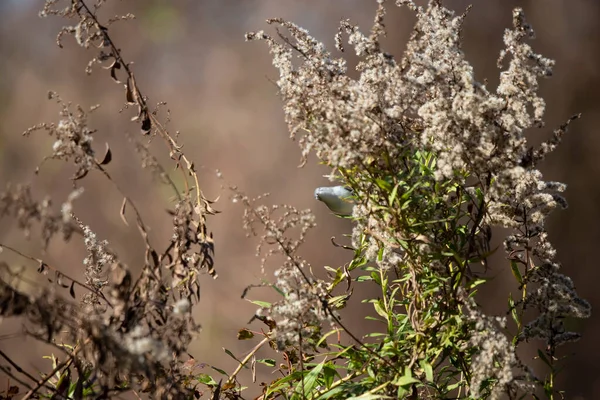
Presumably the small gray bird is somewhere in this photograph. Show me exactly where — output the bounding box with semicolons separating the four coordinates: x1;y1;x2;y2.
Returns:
314;186;355;216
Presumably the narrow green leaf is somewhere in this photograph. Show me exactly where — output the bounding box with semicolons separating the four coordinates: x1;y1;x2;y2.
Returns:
510;260;523;285
266;371;305;397
294;360;324;398
224;348;243;365
370;271;381;285
373;299;389;321
210;366;228;376
247;299;271;308
537;349;551;367
376;178;392;191
347;394;391;400
256;358;276;367
316;328;342;347
356;275;373;282
388;183;400;206
508;294;520;327
315;386;346;399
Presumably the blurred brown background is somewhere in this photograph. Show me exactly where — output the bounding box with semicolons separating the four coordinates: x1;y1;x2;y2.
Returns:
0;0;598;398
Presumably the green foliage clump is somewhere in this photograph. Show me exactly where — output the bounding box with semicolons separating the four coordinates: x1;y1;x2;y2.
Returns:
232;1;591;399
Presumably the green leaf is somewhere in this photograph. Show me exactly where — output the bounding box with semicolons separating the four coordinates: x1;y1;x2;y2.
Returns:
508;294;520;327
294;360;324;398
322;364;338;389
315;386;346;399
325;267;346;288
247;299;271;308
328;293;351;309
537;349;551;367
393;375;419;386
376;178;393;191
271;283;286;297
373;299;389;321
447;381;462;391
316;328;342;347
256;358;276;367
419;360;434;382
388;183;400;206
393;367;420;393
370;271;381;285
347;394;392;400
211;366;229;376
466;278;487;291
196;373;218;386
510;260;523;285
266;371;305;397
223;348;244;365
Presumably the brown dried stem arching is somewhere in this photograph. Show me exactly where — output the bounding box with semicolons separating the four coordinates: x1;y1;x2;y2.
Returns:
0;1;219;399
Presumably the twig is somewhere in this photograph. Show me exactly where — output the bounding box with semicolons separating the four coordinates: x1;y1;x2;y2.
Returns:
225;336;270;387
